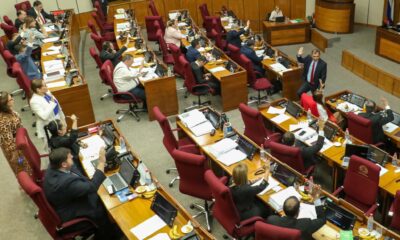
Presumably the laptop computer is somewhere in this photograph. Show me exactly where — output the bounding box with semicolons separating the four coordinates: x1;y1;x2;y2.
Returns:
155;63;166;77
286;101;302;118
101;124;116;148
204;109;221;129
271;162;298;187
343;144;369;159
102;158;136;194
275;16;285;22
367;146;388;166
391;112;400;126
211;48;222;60
324;199;356;230
323;124;337;141
236;135;257;160
348;93;366;108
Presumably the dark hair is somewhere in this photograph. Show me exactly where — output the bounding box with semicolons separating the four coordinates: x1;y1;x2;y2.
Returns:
282;132;295;146
31;79;44;93
196;55;207;62
312;90;324;106
33;1;42;7
122;54;133;62
24;16;36;28
14;44;25;53
49;147;71;169
191;39;199;48
311;49;321;55
283;196;300;218
17;10;26;17
0;91;12;114
365;100;376;113
246;39;255;47
46;119;63;137
102;41;112;51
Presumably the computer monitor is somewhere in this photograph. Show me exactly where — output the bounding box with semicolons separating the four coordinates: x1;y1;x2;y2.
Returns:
348;94;366;108
392;112;400;125
211;48;222;60
225;61;238;72
323;124;337;141
102;124;116;147
367;146;388;166
271;162;298;187
344;144;369;159
286;101;302;118
324;198;356;230
275;16;285;22
119;158;136;185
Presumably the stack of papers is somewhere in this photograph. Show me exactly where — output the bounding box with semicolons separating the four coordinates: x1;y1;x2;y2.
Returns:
336;102;360;112
289;121;308;131
209;66;226;73
43;37;60;43
46;81;66;89
114;13;126;19
270;114;290;124
383;122;398;133
294;127;317;142
169;12;178;20
268;186;301;211
297;203;317;219
43;60;64;73
270;62;288;72
80;135;106;178
208;138;247;166
267;106;286;115
116;22;130;31
178;109;214;136
131;57;145;67
256;50;265;57
251;176;280;195
43;69;65;82
177;22;187;27
130;215;166;240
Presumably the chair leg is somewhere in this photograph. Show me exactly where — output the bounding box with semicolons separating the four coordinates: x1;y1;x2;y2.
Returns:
184;95;211;112
115;103;146;123
190;200;212;232
11;88;23;97
21;104;30;112
100;90;112;100
168;176;180;188
248;89;269;105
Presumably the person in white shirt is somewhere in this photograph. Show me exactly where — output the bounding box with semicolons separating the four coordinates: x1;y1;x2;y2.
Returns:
164;19;185;48
113;54;147;109
269;6;284;21
20;16;48;48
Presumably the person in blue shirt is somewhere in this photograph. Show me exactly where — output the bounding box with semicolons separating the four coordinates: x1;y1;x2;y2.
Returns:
240;39;265;75
15;43;42;80
227;20;250;49
186;39;201;63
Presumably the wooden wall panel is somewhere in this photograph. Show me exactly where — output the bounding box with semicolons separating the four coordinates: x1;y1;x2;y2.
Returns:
227;0;245;20
341;50;353;71
196;0;214;26
213;0;228;14
153;0;166;19
275;0;291;17
311;28;328;52
352;57;365;78
393;78;400;98
291;0;306;18
378;72;395;93
244;0;260;32
363;65;379;86
163;0;181;15
133;0;151;26
181;0;199;25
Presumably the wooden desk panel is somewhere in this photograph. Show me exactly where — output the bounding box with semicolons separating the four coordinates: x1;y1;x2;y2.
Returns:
219;71;248;112
375;27;400;64
108;0;150;26
263;20;310;46
315;0;354;33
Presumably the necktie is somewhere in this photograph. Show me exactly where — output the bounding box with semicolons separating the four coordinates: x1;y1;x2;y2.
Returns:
310;61;316;85
44;94;60;115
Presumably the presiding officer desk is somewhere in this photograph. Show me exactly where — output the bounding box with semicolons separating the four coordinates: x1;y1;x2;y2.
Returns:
78;119;214;240
219;8;303;101
169;9;248;112
40;10;95;126
175;106;400;239
113;9;179;121
262;18;311;46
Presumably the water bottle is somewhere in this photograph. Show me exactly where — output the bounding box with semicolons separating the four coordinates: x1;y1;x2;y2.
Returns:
260;144;267;163
367;214;374;231
119;137;126;153
308;176;314;194
392;153;398;167
345;128;352;144
167;66;172;77
229;64;234;73
144;170;152;186
307;109;312;123
223;122;232;138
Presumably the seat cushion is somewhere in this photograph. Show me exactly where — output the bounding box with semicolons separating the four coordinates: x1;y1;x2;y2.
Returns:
253;78;272;90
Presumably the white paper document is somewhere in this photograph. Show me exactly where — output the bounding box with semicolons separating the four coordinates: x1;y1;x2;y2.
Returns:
383;122;398;133
177;22;187;27
295;127;317;142
80;135;107;161
377;164;388;177
169;12;178;20
270;114;290;124
43;60;64;72
42;50;60;56
208;138;238;158
126;47;137;52
297;203;317;220
43;37;60;43
149;233;171;240
256;50;265;57
252;176;280;196
268;186;301;211
289;121;308;132
267;106;286;115
336;102;361;113
217;149;247;166
43;71;65;82
179;109;207;128
130;215;166;240
46;81;66;88
114;13;126;19
116;22;130;30
209;66;226;73
270;62;288;72
190;121;215;137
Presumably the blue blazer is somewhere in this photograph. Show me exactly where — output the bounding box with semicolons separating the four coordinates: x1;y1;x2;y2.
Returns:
241;45;263;66
186;46;200;63
16;46;42;80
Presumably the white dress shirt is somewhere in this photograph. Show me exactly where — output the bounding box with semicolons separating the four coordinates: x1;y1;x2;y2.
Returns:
113;61;140;92
269;10;283;21
164;27;185;47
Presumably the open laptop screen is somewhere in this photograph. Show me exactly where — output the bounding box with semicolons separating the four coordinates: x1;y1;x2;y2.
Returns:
344;144;369;159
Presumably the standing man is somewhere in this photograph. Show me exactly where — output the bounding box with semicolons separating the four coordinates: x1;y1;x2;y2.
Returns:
296;47;327;98
27;1;55;24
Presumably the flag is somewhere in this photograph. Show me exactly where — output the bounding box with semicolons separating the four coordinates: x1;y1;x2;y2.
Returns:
387;0;394;24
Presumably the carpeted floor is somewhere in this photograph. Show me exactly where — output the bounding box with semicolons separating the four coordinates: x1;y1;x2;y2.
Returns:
0;24;399;239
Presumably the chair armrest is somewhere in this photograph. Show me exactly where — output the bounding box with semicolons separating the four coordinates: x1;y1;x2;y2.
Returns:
263;133;281;148
178;144;199;154
171;128;182;132
192;84;213;93
219;176;228;185
145;16;162;21
58;217;97;232
237;216;264;228
333;186;344;196
40;154;49;158
365;203;379;217
113;91;140;102
373;142;385;148
388;202;394;217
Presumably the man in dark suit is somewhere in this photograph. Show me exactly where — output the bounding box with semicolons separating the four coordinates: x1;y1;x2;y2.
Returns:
27;1;55;24
191;55;220;94
43;147;120;240
358;97;393;144
100;38;128;66
267;185;326;240
15;10;27;30
296;47;327;98
240;39;265;75
226;20;250;49
186;39;201;63
282;120;325;168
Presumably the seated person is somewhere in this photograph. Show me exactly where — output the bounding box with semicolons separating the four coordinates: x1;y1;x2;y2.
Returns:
113;54;147;109
312;90;344;127
21;16;48;48
240;39;265;75
358;97;393;144
164;19;185;48
15;43;42;80
226;20;250;49
7;33;24;55
254;34;265;48
186;39;201;63
267;185;326;240
43;147;121;240
28;0;55;25
45;114;87;173
230;163;271;220
100;38;128;66
15;10;27;30
281;120;325;169
191;55;220;94
269;5;283;21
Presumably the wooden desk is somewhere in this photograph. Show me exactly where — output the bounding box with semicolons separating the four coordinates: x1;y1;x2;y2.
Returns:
262;19;310;46
113;11;179;121
79;120;214;240
41;10;95;126
375;27;400;64
315;0;355;33
108;0;149;27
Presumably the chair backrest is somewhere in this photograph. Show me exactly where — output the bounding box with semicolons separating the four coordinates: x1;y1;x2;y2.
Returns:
15;1;32;12
100;60;115;90
152;106;179;154
149;0;159;16
94;0;106;22
89;47;103;69
227;44;240;63
343;155;379;210
211;28;225;50
179;55;197;93
171;149;212;200
156;29;170;60
239;103;270;146
347;112;374;144
4;50;17;78
87;19;98;35
204;170;241;236
390;190;400;230
269;141;307;174
91;12;105;33
0;39;5;52
145;16;162;41
17;171;62;239
239;53;257;85
3;15;14;26
90;32;103;52
300;93;319;117
12;62;31;99
199;4;210;20
255;222;301;240
15;128;44;183
1;22;17;40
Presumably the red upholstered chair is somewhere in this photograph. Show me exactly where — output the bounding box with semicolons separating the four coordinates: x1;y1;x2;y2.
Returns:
16;128;47;185
3;49;17;78
171;149;227;231
145;16;163;42
94;0;107;22
168;43;185;77
17;171;96;239
269;141;315;176
389;190;400;231
12;62;31;111
255;221;301;240
239;54;272;105
100;60;145;122
3;16;14;27
210;28;227;51
149;0;159;16
91;12;114;34
153;106;199;187
180;55;214;108
89;47;112;101
204;170;263;238
239;103;281;147
87;19;115;42
90;33;117;52
1;22;18;40
15;1;32;12
156;29;174;64
347;112;382;146
300;93;319;117
333;155;380;215
227;44;240;63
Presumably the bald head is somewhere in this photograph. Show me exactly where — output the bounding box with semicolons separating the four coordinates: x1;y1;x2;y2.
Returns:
283;196;300;218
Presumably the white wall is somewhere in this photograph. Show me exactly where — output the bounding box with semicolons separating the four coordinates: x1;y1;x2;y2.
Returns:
305;0;384;26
